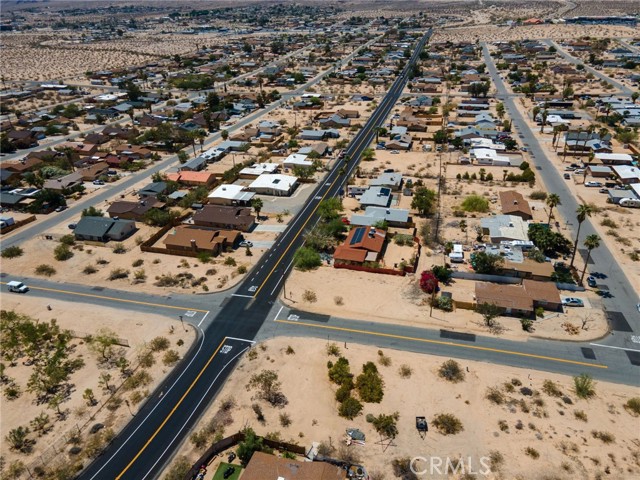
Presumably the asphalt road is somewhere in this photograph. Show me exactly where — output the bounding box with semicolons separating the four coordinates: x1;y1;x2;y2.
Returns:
64;30;432;480
543;39;633;95
482;43;640;350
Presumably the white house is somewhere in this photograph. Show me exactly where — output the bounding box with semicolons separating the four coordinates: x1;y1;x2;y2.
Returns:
207;184;255;206
470;148;511;166
239;163;279;177
282;153;313;169
248;174;298;196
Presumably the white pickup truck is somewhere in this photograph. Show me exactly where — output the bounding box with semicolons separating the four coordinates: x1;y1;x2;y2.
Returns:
7;281;29;293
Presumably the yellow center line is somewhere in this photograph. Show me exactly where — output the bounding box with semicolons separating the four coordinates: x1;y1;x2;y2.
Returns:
252;83;394;297
116;338;227;479
0;282;208;313
275;319;608;369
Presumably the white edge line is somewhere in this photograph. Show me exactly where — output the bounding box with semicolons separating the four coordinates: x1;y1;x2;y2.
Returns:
141;345;251;479
225;336;257;344
270;275;285;296
273;305;284;322
88;326;206;480
231;294;254;298
197;311;209;328
589;343;640;353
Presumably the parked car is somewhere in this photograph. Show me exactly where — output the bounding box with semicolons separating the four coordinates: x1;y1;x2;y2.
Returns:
390;150;400;154
239;240;253;247
573;169;585;175
55;205;67;212
223;466;235;479
587;276;597;288
563;173;571;180
92;180;105;185
68;223;77;230
599;188;608;193
585;181;602;187
562;297;584;307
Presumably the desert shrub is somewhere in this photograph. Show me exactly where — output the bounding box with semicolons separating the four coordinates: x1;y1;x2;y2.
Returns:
433;295;453;312
237;264;247;274
334;296;344;306
432;413;464;435
326;343;341;356
54;244;73;261
377;350;392;367
574;374;596;399
122;370;152;391
96;258;109;265
2;246;24;258
164;456;191;480
35;264;56;276
489;450;504;470
132;259;144;267
338;396;363;419
600;218;618;229
247;370;288;407
511;378;522;386
112;243;126;254
130;390;147;405
486;387;505;405
138;350;155;368
624;397;640;416
461;194;490;213
302;289;317;303
520;387;533;396
356;362;384;403
83;265;97;274
108;268;129;280
223;256;236;266
498;420;509;432
59;234;76;246
525;447;540;459
529;191;548;200
391;457;418;480
285;345;295;355
438;359;465;383
150;337;170;352
574;410;588;422
162;350;180;366
335;383;353;403
197;251;211;264
542;380;563;397
591;430;615;444
398;364;413;378
279;412;291;427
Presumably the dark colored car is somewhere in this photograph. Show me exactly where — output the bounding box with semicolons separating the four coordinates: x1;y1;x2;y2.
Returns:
223;466;235;479
587;276;597;288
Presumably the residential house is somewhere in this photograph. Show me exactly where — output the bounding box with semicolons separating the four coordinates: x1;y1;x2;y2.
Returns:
298;142;329;157
6;130;39;149
334;226;386;265
0;169;20;185
611;165;640;184
359;186;393;208
5;157;44;173
192;205;255;231
74;216;136;242
319;113;351;128
480;215;529;243
350;206;411;228
386;134;413;151
470;148;511;166
179;156;207;172
241;451;346;480
43;172;84;192
282;153;313;169
163;225;240;256
138;181;167;199
166;171;216;188
79;162;109;181
248;174;298;196
499;190;533;220
238;163;279;178
595;153;633;165
107;199;162;221
206;184;255;206
475;279;562;316
500;259;555;282
369;172;403;191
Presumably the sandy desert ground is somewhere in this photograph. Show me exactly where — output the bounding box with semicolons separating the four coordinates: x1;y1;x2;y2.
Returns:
166;337;640;480
0;295;195;478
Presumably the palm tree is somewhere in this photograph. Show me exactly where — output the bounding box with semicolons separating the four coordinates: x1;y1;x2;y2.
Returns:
546;193;561;224
444;241;453;265
251;197;263;220
570;203;595;268
580;234;600;284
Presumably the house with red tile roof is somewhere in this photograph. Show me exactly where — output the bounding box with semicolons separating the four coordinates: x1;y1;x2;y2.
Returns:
333;226;386;265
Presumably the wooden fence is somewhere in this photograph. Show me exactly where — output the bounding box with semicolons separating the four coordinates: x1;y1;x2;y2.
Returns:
334;262;406;276
0;215;36;235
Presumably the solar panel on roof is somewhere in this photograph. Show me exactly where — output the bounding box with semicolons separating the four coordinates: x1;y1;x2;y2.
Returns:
350;228;365;245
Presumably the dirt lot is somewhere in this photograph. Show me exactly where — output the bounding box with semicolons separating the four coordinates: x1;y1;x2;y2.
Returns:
164;337;640;480
0;295;195;478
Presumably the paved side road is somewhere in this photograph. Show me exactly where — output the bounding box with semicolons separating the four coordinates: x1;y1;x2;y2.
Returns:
481;43;639;351
543;39;633;95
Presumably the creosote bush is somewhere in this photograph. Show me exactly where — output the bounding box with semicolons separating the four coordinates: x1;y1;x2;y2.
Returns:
438;359;465;383
432;413;463;435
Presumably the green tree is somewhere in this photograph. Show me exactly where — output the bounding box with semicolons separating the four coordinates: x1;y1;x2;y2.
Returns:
356;362;384;403
476;302;502;328
461;194;489;213
237;428;268;466
546;193;561;224
294;246;322;270
247;370;287;407
89;328;119;363
6;426;32;453
177;150;189;163
338;396;363;419
220;129;229;140
81;206;104;217
472;252;504;274
83;388;96;406
411;187;437;216
317;197;342;221
371;412;400;439
580;234;600;284
570;203;595;268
